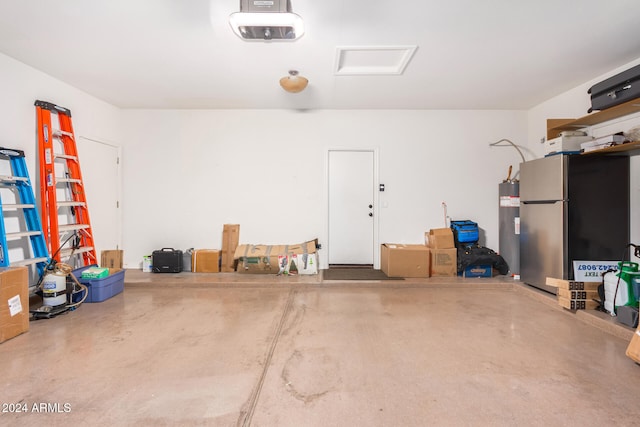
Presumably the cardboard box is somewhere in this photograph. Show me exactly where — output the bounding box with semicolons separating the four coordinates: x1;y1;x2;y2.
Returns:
625;328;640;364
545;277;600;291
221;224;240;272
192;249;220;273
235;239;318;274
557;288;599;300
430;248;457;277
425;228;455;249
101;250;123;269
557;297;600;310
544;135;593;155
463;264;492;278
0;267;29;344
380;244;430;278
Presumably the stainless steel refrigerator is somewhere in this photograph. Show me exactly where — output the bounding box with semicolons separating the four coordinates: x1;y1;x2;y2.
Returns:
520;154;629;294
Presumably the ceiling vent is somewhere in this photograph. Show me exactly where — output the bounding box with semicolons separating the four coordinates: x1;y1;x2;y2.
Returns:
229;0;304;41
334;46;418;76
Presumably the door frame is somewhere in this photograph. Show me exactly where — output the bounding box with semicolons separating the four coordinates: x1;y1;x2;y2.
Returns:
324;148;380;270
78;135;123;253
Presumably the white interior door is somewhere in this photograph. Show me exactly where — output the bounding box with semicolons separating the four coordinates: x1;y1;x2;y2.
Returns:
328;150;375;265
77;137;121;256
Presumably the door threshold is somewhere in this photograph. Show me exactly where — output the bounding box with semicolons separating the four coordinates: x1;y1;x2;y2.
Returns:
328;264;374;269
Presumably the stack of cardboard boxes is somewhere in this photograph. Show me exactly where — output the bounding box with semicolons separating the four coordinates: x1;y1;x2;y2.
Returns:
546;277;600;310
425;228;457;277
379;228;458;278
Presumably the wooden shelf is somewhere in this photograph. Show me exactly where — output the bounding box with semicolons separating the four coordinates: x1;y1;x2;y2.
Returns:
547;98;640;140
581;140;640;156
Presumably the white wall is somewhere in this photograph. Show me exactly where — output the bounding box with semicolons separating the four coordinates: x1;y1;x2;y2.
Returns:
5;47;637;272
121;109;528;268
0;52;123;264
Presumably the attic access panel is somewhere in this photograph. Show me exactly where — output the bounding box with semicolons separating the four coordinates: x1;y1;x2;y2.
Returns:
334;46;418;76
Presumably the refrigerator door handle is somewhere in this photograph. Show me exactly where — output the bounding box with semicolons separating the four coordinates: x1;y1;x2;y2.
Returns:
522;200;566;204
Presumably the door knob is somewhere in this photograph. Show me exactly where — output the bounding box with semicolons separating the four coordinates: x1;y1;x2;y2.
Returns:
368;204;373;208
369;212;373;217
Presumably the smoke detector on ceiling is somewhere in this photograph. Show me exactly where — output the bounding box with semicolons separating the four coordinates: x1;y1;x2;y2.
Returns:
229;0;304;41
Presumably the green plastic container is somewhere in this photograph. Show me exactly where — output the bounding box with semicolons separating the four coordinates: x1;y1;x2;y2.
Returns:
618;261;638;283
604;262;639;313
80;266;109;279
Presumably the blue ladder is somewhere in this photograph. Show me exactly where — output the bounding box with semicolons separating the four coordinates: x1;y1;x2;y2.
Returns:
0;147;50;277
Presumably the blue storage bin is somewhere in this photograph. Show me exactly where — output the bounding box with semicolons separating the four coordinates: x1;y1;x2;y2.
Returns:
450;220;479;245
72;264;125;303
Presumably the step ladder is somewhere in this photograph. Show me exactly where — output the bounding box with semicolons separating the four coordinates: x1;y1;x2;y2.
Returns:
0;147;50;278
35;100;97;267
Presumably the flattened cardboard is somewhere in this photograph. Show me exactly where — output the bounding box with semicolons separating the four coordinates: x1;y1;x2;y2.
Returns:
234;239;318;259
237;256;280;274
221;224;240;272
235;239;319;274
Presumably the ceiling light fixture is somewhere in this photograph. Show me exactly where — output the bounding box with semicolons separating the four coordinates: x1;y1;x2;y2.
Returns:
279;70;308;93
229;0;305;41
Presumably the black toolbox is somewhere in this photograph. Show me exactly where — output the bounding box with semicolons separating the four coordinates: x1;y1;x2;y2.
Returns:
152;248;183;273
588;64;640;113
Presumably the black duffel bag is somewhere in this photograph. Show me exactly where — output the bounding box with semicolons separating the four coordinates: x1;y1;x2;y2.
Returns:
457;244;509;276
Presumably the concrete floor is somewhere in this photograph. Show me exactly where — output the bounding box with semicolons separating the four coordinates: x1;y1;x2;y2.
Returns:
1;270;639;426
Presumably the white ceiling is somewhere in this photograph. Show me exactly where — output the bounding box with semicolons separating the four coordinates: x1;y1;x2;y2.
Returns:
1;0;639;110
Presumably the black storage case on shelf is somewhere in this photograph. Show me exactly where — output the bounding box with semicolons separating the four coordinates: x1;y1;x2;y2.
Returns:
588;64;640;113
152;248;183;273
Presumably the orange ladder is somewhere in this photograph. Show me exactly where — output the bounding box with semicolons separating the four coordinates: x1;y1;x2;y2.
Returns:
35;100;97;266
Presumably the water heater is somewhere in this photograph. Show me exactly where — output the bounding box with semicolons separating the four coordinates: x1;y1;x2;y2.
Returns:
499;181;520;278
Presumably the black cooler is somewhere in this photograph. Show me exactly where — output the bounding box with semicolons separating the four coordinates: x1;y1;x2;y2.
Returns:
152;248;183;273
